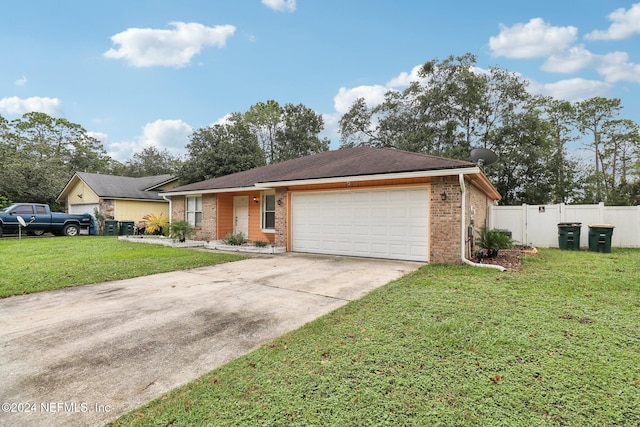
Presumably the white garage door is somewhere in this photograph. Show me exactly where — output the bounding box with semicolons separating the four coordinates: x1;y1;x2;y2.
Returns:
291;187;429;262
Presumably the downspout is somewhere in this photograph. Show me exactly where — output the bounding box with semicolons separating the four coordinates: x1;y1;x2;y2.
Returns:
459;174;506;272
162;195;172;223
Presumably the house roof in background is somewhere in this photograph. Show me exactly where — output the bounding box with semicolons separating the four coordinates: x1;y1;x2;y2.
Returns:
166;147;480;193
57;173;177;202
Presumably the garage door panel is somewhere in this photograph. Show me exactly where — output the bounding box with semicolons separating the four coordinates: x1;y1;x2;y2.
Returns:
292;187;429;262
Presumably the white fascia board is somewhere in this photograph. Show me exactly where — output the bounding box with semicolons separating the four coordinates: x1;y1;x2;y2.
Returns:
254;167;481;188
160;186;266;197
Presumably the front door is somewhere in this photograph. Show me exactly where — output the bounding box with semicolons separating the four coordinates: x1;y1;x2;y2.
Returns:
233;196;249;237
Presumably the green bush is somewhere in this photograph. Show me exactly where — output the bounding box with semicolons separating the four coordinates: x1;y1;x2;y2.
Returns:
253;240;268;247
476;226;513;258
0;196;12;209
167;220;195;242
224;232;246;246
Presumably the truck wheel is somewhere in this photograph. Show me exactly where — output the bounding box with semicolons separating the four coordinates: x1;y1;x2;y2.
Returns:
33;230;45;236
63;224;80;236
0;226;3;238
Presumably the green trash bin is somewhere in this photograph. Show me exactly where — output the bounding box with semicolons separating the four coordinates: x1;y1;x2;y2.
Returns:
588;224;615;253
104;220;118;236
119;221;135;236
558;222;581;250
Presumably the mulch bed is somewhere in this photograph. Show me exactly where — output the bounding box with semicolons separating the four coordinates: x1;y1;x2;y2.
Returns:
471;245;538;272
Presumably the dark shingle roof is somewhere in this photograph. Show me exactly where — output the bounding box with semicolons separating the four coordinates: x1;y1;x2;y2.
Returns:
76;172;176;200
168;147;475;193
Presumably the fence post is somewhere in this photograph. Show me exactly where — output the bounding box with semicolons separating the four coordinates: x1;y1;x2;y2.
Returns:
522;203;528;245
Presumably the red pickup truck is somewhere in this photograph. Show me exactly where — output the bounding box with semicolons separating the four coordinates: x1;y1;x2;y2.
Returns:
0;203;95;237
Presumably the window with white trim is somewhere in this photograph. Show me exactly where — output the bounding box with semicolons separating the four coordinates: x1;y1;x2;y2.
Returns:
186;196;202;227
262;193;275;231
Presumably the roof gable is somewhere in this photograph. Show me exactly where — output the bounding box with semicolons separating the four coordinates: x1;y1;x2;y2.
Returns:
168;147;476;193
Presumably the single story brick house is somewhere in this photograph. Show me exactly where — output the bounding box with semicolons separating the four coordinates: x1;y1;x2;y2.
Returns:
161;147;501;264
57;172;179;225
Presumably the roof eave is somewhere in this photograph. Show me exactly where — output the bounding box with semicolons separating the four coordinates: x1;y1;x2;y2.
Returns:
143;176;179;191
56;173;82;202
161;186;260;197
254;167;481;188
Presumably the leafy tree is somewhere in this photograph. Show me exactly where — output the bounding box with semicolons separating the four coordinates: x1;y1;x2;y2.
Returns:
244;100;328;164
542;98;581;203
0;196;12;209
575;97;623;202
121;146;183;177
0;112;110;206
274;103;329;162
488;104;555;205
245;100;282;164
338;97;379;148
180;113;265;184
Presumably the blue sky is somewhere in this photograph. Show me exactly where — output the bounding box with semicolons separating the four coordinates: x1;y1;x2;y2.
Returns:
1;0;639;161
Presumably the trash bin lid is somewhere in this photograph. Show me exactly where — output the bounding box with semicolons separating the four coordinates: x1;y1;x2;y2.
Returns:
558;222;582;226
588;224;615;228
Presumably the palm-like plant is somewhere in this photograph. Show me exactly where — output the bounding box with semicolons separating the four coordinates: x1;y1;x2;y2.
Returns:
476;227;513;258
167;220;195;242
143;213;169;235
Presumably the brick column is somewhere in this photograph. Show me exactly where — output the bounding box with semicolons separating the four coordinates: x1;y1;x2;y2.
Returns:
199;194;217;241
274;188;288;248
430;177;462;264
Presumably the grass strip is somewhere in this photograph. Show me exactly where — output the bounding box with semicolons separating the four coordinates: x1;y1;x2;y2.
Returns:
109;248;640;426
0;237;244;298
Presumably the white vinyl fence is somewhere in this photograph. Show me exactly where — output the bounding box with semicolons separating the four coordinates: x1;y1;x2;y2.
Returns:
488;203;640;248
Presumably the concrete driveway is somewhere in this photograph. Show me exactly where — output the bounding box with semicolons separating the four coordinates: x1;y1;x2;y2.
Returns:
0;253;420;426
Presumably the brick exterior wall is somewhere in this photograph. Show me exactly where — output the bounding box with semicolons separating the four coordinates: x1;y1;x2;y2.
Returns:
430;177;462;264
171;197;185;225
468;182;490;256
274;187;288;247
170;195;217;241
199;194;217;241
429;175;495;264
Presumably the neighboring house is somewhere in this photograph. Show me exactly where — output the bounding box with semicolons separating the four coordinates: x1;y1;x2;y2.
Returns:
57;172;179;225
161;147;501;264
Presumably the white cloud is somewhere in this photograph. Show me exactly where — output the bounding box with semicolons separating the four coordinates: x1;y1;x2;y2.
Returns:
586;3;640;40
489;18;578;58
541;45;597;73
139;119;193;155
385;65;425;88
529;78;612;101
332;65;432;116
0;96;62;116
262;0;296;12
333;85;388;114
105;119;193;161
14;75;27;87
87;131;109;142
104;22;236;68
597;51;640;83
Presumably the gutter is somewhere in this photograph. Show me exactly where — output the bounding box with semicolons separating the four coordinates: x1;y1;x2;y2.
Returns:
459;174;506;272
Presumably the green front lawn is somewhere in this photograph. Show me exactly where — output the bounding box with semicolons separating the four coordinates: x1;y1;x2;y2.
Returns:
110;248;640;426
0;236;244;298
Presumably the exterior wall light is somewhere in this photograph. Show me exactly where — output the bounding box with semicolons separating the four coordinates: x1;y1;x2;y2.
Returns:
277;198;284;206
253;196;259;203
440;192;447;201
